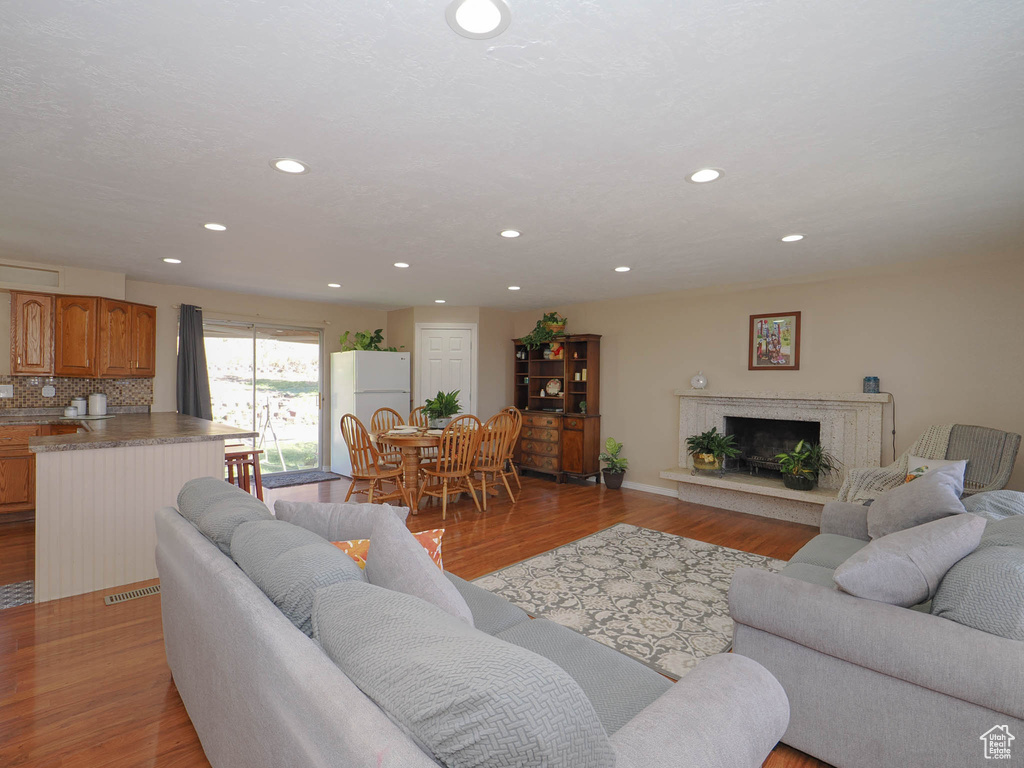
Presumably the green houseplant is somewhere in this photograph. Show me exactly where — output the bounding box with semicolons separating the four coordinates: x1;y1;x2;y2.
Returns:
685;427;741;471
775;440;840;490
423;390;461;428
519;312;568;351
599;437;628;489
339;329;401;352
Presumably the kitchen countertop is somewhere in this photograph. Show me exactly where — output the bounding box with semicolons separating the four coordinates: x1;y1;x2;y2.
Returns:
26;412;258;453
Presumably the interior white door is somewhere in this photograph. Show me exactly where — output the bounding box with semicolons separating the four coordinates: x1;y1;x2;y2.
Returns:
417;327;474;415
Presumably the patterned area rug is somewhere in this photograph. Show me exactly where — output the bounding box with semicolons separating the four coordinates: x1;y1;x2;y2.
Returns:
261;470;343;489
0;580;34;610
474;524;784;679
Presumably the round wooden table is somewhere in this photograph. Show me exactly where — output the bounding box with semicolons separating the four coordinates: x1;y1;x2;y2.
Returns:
371;429;441;507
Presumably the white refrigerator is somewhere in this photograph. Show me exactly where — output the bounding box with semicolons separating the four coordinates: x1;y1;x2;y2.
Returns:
330;351;411;477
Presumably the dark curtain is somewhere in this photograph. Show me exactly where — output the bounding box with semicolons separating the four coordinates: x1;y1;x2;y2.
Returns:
176;304;213;420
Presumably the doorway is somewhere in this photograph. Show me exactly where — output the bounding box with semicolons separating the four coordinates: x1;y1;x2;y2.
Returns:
414;323;477;415
203;320;323;473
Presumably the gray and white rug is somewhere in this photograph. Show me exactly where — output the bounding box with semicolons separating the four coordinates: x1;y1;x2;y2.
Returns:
474;524;784;679
0;580;34;610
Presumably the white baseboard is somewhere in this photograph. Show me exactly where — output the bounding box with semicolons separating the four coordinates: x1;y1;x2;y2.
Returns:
618;480;678;498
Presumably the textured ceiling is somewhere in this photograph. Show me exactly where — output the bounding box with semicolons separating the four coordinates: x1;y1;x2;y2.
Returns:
0;1;1022;309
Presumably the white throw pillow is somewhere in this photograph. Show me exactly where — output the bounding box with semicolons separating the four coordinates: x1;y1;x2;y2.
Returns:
905;455;967;485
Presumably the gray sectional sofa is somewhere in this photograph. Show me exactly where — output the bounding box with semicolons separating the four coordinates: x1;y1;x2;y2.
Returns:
730;491;1024;768
157;477;789;768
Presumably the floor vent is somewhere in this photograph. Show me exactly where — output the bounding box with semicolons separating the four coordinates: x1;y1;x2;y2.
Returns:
104;584;161;606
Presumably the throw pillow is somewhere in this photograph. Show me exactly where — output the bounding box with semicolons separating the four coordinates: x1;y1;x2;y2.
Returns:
230;519;365;636
177;476;273;554
833;514;986;606
905;455;968;484
273;499;409;540
867;462;968;539
963;490;1024;522
333;528;445;570
932;545;1024;641
364;513;473;626
313;581;615;768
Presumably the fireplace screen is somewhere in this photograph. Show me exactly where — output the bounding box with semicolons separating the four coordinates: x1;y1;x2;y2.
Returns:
724;416;821;472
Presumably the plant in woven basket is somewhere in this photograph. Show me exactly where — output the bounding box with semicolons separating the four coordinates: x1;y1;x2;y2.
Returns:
520;311;568;350
423;390;461;428
685;427;741;471
775;440;840;490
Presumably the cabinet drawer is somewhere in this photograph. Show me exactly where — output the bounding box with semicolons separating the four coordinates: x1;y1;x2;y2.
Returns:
521;439;559;457
520;453;559;472
0;425;42;447
563;417;586;432
523;413;560;429
520;426;560;443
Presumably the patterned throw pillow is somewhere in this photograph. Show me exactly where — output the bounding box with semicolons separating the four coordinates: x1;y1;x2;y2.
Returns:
905;455;967;484
333;528;445;569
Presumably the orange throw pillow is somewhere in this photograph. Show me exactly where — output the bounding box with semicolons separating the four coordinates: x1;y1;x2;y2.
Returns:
333;528;445;570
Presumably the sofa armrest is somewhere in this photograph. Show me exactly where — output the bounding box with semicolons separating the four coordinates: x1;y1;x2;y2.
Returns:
819;501;870;539
729;568;1024;719
611;653;788;768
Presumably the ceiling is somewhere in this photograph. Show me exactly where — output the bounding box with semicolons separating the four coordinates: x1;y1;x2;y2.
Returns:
1;1;1021;310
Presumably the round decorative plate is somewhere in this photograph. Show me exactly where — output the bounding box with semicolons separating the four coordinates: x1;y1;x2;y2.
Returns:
545;378;562;396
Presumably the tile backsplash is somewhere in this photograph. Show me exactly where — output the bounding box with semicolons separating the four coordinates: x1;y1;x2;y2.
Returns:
0;375;153;409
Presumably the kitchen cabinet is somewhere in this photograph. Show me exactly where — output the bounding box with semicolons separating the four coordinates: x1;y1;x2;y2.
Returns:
55;296;99;377
10;291;55;375
0;424;79;514
130;302;157;376
98;299;133;377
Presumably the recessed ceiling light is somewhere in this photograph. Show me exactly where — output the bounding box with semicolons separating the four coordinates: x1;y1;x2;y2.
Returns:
327;283;341;288
445;0;511;39
394;262;410;268
614;266;631;273
271;158;309;174
686;168;723;184
435;299;446;304
781;234;805;242
499;229;521;238
507;286;521;291
203;222;227;231
161;257;182;264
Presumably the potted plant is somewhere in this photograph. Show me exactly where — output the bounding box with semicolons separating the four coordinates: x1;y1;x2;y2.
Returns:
685;427;741;471
599;437;628;489
339;329;402;352
775;440;840;490
579;400;587;414
519;312;568;351
423;390;461;429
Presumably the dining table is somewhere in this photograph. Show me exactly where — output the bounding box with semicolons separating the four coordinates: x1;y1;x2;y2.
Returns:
371;428;442;506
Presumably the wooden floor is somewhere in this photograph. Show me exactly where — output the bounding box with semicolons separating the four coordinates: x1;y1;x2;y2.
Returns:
0;475;831;768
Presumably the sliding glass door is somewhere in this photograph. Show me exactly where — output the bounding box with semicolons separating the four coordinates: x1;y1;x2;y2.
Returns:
204;320;322;474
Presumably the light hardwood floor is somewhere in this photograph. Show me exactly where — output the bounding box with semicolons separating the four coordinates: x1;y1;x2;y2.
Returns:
0;475;831;768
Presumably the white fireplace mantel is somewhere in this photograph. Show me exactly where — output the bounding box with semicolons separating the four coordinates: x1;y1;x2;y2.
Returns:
674;390;892;404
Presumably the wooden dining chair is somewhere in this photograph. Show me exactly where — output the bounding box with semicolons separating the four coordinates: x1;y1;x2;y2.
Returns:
370;407;405;469
470;412;517;508
408;405;438;464
340;414;412;508
417;414;483;520
501;406;523;491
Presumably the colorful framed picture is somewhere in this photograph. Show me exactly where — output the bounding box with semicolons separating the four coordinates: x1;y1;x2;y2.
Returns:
749;311;801;370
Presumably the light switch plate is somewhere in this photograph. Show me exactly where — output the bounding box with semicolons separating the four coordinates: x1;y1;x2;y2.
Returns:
41;385;56;398
0;384;13;398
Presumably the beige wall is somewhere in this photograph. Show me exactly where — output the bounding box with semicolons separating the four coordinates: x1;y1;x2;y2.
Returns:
512;255;1024;492
125;279;388;466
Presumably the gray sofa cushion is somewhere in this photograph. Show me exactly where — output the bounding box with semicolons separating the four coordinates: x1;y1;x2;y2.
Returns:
977;515;1024;550
313;580;616;768
445;572;530;635
963;490;1024;522
779;561;839;589
496;618;672;735
273;499;409;540
230;519;365;636
932;543;1024;641
365;512;473;626
833;514;986;607
177;476;272;554
789;534;868;569
866;463;967;539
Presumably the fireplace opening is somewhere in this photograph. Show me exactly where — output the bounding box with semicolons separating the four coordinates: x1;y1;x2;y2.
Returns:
724;416;821;473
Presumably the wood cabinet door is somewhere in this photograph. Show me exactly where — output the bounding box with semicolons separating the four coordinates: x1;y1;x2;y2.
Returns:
98;299;133;378
55;296;98;377
130;303;157;377
11;292;54;375
0;454;35;513
562;427;584;474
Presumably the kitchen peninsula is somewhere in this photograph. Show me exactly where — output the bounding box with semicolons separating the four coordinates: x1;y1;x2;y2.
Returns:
28;412;256;601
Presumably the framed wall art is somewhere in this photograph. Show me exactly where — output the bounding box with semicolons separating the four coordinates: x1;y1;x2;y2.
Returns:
749;311;801;370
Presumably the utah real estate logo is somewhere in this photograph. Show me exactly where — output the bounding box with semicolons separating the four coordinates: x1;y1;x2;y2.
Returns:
981;725;1015;760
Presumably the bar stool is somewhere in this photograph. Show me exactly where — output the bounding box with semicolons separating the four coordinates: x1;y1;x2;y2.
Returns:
225;444;265;501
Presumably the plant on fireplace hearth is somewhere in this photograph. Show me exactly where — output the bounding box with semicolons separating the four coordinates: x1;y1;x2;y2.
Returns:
775;440;840;491
685;427;741;471
599;437;628;489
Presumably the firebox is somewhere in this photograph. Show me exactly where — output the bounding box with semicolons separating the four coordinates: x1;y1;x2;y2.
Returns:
724;416;821;472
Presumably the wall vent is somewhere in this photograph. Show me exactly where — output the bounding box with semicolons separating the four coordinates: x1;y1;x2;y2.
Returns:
0;259;63;291
104;583;161;606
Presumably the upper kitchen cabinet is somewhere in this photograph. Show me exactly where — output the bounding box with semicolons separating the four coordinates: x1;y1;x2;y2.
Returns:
130;303;157;377
55;295;99;377
11;291;55;375
98;299;133;377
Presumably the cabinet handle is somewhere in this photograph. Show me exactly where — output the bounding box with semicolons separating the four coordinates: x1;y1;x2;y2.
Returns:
17;356;20;365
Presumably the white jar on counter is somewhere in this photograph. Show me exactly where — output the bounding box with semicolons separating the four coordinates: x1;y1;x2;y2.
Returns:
88;393;107;416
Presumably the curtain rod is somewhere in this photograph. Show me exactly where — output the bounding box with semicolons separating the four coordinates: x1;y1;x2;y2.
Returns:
171;304;332;327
